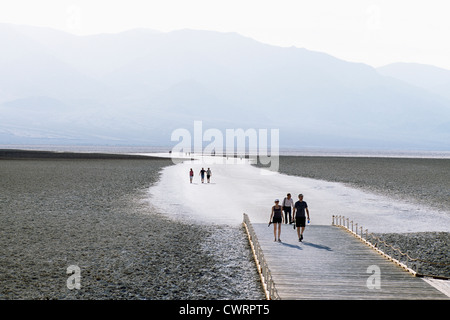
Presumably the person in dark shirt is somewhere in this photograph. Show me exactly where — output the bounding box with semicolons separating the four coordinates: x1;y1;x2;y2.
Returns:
293;194;310;242
199;168;206;183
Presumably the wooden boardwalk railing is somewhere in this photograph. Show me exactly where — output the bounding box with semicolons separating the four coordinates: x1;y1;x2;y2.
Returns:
243;213;280;300
332;215;450;279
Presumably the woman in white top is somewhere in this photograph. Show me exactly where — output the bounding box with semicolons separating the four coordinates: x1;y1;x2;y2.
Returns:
282;193;294;224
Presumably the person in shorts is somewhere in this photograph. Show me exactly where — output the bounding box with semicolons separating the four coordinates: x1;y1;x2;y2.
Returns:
293;194;310;242
269;199;284;242
199;168;206;183
206;168;212;183
189;168;194;183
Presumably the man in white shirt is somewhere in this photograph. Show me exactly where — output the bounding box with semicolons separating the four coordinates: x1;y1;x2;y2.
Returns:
282;193;294;224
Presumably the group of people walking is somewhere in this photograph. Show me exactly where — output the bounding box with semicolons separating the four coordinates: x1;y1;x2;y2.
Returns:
189;168;212;184
269;193;310;242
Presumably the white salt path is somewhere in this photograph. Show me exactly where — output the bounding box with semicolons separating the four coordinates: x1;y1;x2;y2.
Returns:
147;154;449;233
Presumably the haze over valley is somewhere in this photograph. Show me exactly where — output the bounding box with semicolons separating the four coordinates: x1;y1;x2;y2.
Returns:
1;23;449;150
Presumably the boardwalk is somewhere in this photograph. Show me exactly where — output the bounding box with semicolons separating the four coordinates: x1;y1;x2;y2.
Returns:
248;222;448;300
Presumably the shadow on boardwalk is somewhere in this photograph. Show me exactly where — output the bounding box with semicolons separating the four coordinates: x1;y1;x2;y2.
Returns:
302;241;332;251
280;241;332;251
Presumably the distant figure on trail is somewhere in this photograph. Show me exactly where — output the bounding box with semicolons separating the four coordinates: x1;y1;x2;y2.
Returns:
293;194;310;242
206;168;212;183
269;199;284;242
282;193;294;224
199;168;206;183
189;168;194;183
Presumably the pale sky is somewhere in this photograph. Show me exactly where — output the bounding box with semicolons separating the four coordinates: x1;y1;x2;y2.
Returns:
1;0;450;70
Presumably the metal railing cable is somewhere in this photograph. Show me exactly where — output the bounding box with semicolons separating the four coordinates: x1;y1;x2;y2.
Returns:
332;215;450;279
243;213;281;300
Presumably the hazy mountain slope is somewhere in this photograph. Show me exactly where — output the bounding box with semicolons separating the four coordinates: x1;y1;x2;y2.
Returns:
377;62;450;101
1;24;449;149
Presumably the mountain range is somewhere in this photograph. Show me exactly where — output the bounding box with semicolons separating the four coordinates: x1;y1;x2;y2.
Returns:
1;23;449;150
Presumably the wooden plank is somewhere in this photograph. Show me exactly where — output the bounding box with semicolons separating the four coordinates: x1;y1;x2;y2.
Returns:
251;223;448;300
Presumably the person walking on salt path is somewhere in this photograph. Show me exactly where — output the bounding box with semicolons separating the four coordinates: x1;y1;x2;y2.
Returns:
189;168;194;183
282;193;294;224
269;199;284;242
206;168;212;183
199;168;206;183
293;194;310;242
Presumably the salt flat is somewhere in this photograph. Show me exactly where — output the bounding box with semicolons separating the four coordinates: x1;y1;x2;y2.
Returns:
148;154;449;233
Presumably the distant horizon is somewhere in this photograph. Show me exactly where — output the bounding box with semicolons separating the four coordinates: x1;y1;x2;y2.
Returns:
1;144;450;159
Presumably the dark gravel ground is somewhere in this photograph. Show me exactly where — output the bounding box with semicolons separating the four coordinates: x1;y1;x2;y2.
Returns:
371;232;450;278
0;156;264;299
275;156;450;213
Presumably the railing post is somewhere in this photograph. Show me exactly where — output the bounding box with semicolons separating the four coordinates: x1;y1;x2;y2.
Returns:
270;279;274;299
